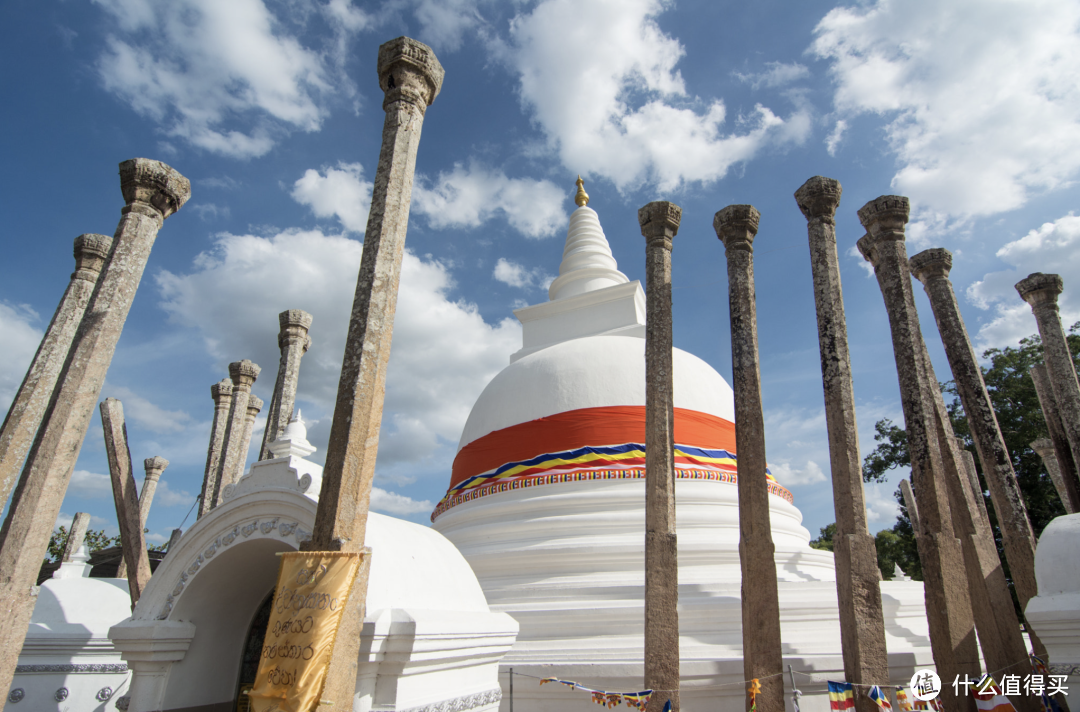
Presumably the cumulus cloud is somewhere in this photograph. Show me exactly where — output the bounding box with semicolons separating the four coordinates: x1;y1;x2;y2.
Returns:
371;486;434;515
769;459;827;487
413;162;568;238
502;0;810;192
734;62;810;90
92;0;338;157
825;119;847;157
291;163;373;233
68;469;113;499
102;383;193;434
811;0;1080;219
0;303;43;413
152;479;197;508
493;258;554;291
967;213;1080;349
155;228;521;477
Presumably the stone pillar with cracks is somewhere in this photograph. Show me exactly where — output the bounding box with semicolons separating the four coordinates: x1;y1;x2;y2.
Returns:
305;37;443;712
910;247;1045;660
140;456;168;526
1017;273;1080;496
1030;364;1080;511
0;158;188;697
199;379;233;518
259;309;312;461
638;200;682;712
100;398;153;600
213;359;260;505
61;512;92;562
900;479;921;536
236;395;263;479
856;196;977;712
794;177;888;711
1031;438;1075;513
0;234;112;510
714;204;784;712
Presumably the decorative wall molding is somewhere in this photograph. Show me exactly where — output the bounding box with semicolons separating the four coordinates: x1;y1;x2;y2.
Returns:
398;688;503;712
15;663;129;674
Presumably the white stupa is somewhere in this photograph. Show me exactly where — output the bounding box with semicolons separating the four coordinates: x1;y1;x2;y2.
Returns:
432;179;935;712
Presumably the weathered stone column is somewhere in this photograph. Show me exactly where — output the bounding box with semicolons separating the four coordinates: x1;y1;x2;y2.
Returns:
1017;273;1080;478
714;205;784;712
910;248;1043;658
199;379;232;518
856;197;976;712
213;360;260;505
235;395;262;480
899;478;921;535
140;456;168;526
1031;438;1075;513
794;177;888;709
100;398;152;600
0;234;111;509
165;528;183;553
61;512;92;562
954;443;990;525
259;309;312;461
0;158;187;696
306;37;442;712
1031;364;1080;511
638;201;682;712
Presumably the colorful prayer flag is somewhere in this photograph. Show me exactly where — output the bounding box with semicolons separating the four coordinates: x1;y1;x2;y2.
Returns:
896;688;914;712
972;676;1018;712
869;686;893;711
829;681;855;712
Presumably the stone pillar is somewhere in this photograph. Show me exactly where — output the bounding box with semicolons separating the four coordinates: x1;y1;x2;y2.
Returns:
1031;364;1080;511
954;444;990;525
213;360;260;505
0;158;187;697
1016;273;1080;483
899;478;921;535
794;177;888;710
910;248;1043;655
61;512;92;562
638;201;682;712
165;528;183;554
856;196;977;712
714;205;784;712
236;395;263;480
305;37;442;712
1031;439;1076;513
199;379;233;518
140;456;169;526
0;234;111;510
100;398;153;601
259;310;312;461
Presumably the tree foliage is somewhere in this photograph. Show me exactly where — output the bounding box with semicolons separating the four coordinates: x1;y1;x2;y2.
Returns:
861;323;1080;581
46;526;166;563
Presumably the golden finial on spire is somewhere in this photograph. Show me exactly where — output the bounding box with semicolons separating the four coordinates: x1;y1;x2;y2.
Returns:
574;175;590;207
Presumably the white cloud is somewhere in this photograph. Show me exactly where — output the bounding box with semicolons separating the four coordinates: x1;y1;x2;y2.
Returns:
0;303;43;413
502;0;810;192
864;481;901;523
967;213;1080;350
413;163;568;239
291;163;374;233
493;258;554;291
734;62;810;90
811;0;1080;219
151;478;196;508
370;486;433;515
825;119;847;157
102;383;193;434
68;469;113;499
155;228;521;473
769;459;827;487
92;0;336;157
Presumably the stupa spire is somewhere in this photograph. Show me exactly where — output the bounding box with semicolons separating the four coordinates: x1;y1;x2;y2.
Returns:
548;177;629;301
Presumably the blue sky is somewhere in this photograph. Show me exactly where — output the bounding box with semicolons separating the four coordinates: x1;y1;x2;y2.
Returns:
1;0;1079;545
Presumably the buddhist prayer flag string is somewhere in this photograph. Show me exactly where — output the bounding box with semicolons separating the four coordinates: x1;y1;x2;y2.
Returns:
912;698;944;711
749;678;761;712
971;676;1018;712
895;688;914;712
868;686;893;711
829;681;855;712
538;678;653;710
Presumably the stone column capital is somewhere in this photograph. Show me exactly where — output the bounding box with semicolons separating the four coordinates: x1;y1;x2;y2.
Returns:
73;234;113;282
1015;272;1063;308
278;309;314;351
378;37;444;112
118;158;191;219
857;195;910;245
713;204;760;252
143;456;169;480
228;360;261;388
1031;438;1054;455
909;248;953;284
638;201;682;248
210;378;233;400
856;234;876;266
794;176;842;223
247;395;264;413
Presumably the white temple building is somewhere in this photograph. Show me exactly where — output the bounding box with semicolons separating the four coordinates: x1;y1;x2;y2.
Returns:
431;187;938;712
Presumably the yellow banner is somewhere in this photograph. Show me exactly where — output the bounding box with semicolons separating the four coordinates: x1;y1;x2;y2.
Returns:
248;551;362;712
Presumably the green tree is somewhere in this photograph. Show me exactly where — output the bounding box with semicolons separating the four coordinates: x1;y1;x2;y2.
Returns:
46;526;166;563
809;523;836;551
862;324;1079;586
